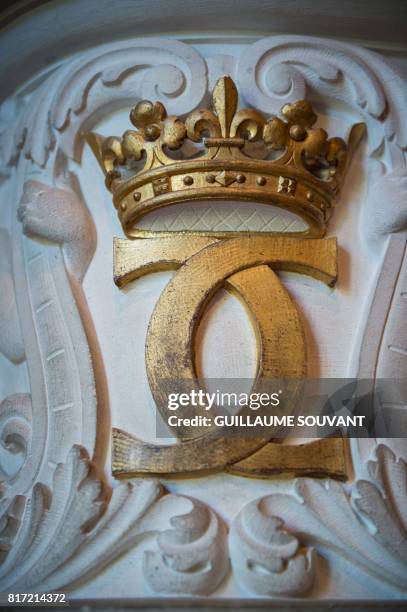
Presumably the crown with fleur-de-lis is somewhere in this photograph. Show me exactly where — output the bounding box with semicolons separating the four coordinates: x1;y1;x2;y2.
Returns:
87;76;364;238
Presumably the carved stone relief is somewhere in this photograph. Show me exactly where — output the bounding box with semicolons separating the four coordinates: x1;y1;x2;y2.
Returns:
0;34;405;601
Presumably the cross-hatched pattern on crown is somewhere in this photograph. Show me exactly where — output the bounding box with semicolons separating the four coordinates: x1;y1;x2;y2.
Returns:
86;76;364;238
136;201;308;234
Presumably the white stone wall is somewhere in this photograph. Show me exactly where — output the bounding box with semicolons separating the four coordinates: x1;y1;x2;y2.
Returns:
0;1;406;602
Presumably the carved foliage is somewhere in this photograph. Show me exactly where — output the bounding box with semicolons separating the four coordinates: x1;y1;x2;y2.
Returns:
143;497;229;595
230;500;316;596
237;35;407;158
231;445;406;595
0;446;108;591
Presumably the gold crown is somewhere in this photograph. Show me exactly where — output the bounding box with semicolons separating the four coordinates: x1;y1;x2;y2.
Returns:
86;76;364;238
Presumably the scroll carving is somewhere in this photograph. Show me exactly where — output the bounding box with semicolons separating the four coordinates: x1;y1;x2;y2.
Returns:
230;499;316;596
143;497;229;595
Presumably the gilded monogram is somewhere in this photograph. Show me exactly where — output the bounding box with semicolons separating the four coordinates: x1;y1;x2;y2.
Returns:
87;76;364;479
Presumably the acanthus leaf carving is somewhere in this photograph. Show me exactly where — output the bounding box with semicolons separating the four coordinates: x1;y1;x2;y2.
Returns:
0;495;25;565
143;496;229;595
0;443;229;595
231;444;406;595
0;445;109;590
229;499;316;596
354;445;407;561
0;444;168;592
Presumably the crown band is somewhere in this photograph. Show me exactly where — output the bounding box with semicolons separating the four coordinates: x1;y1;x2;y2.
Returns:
113;159;330;238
